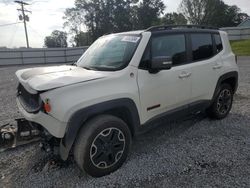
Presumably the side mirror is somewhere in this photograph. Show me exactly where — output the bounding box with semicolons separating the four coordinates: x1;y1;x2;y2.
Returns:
150;56;172;73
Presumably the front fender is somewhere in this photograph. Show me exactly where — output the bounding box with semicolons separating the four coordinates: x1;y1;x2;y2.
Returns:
59;98;140;160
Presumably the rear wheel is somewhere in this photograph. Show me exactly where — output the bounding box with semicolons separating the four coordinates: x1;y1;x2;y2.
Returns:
74;115;131;177
207;84;233;119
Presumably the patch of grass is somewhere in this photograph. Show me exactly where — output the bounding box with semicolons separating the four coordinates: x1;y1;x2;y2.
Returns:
230;39;250;56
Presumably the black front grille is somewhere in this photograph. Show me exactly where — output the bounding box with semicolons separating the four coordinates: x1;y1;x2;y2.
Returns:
17;83;42;113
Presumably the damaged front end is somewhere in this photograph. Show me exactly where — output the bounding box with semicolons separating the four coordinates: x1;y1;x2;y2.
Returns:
0;118;59;153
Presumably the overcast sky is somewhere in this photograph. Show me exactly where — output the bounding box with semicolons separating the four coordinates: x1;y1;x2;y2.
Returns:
0;0;249;48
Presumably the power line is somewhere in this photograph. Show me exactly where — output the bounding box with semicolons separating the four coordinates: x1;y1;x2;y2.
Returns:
30;0;49;5
27;25;44;39
27;25;45;47
0;22;21;27
14;0;31;48
8;19;20;47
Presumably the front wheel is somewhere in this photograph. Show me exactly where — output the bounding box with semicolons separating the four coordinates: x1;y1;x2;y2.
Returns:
207;84;234;119
74;115;132;177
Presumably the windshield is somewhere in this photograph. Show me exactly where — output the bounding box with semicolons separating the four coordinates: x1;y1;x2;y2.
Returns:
77;34;141;71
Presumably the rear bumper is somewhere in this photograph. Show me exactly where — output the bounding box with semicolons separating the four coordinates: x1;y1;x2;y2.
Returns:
17;98;67;138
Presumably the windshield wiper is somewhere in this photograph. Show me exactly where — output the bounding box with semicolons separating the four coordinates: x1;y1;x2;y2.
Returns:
70;62;77;66
82;66;98;71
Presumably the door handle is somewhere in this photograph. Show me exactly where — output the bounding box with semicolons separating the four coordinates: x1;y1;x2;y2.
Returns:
213;64;222;69
179;72;192;79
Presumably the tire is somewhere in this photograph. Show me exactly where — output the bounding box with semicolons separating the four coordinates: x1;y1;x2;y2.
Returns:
74;114;132;177
207;83;234;119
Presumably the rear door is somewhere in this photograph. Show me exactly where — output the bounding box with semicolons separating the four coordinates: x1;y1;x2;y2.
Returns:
189;33;224;103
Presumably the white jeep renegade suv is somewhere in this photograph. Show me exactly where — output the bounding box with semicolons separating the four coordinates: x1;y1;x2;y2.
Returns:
16;25;239;177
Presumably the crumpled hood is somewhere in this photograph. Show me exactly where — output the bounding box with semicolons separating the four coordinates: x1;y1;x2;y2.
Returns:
16;65;106;92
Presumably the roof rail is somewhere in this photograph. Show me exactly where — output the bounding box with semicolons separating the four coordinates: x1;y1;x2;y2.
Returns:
146;25;219;32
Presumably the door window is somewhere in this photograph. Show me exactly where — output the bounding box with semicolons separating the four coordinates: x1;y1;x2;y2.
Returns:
191;33;213;61
151;34;187;66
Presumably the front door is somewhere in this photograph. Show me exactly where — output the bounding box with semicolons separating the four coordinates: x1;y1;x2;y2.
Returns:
137;33;192;124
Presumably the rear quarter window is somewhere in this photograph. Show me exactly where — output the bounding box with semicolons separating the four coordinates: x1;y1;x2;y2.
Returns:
214;34;223;53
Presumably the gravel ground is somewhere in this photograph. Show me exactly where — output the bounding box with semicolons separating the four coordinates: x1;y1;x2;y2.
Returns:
0;57;250;188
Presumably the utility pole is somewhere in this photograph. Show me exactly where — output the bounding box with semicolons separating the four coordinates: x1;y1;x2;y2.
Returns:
15;1;31;48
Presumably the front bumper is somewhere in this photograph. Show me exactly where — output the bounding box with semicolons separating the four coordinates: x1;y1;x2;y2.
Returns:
17;98;67;138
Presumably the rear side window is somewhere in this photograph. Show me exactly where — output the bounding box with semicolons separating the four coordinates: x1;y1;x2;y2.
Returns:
151;34;187;66
214;34;223;53
191;34;213;61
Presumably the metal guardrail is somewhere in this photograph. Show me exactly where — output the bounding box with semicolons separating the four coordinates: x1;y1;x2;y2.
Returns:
0;46;88;66
221;27;250;41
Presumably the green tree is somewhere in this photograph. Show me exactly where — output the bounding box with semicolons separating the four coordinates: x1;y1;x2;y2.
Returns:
224;6;249;26
235;13;249;26
160;12;187;25
179;0;249;27
73;31;92;46
63;7;84;36
135;0;165;29
64;0;138;42
44;30;68;48
63;0;166;43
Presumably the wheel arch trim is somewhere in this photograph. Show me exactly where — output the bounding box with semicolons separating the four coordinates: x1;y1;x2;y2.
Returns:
59;98;140;160
212;71;238;103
